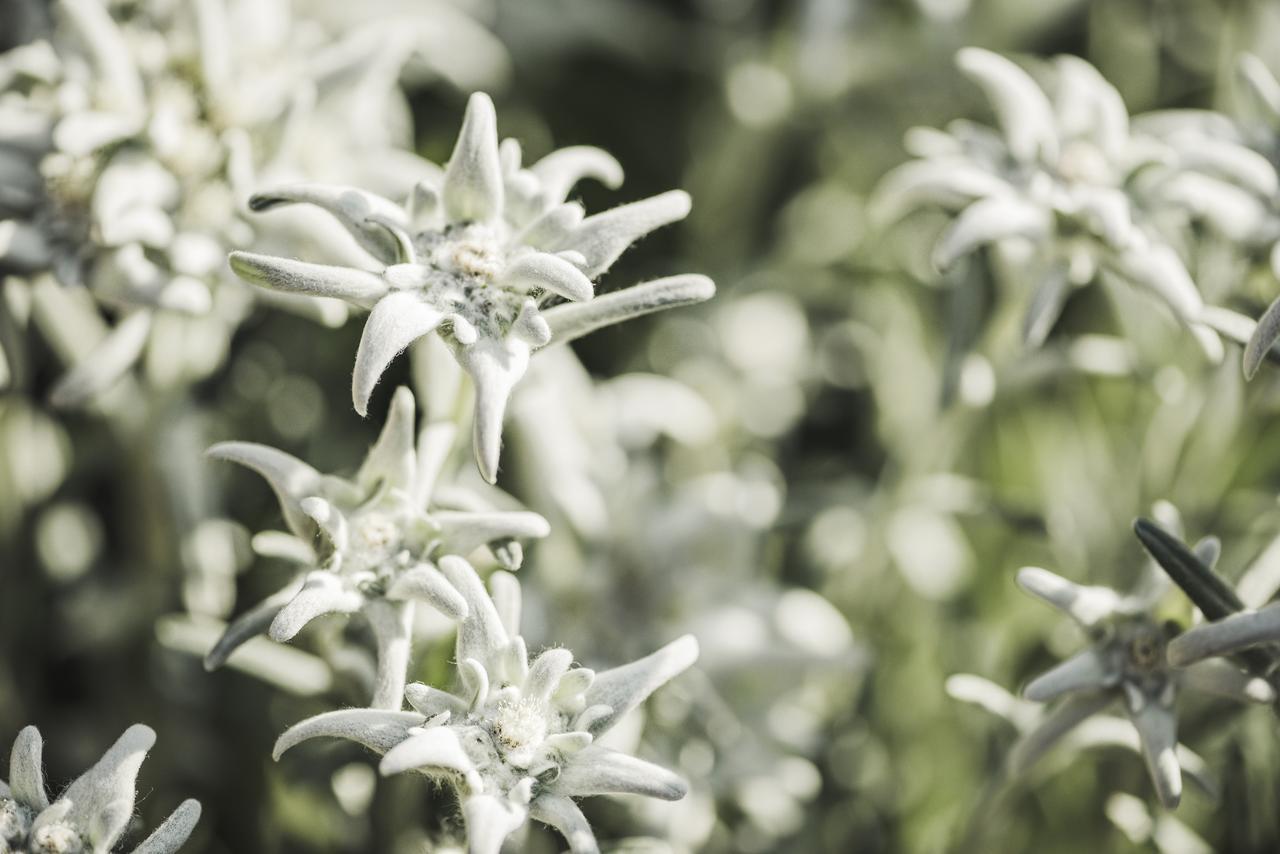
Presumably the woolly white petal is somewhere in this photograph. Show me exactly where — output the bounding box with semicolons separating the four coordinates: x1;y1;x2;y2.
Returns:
58;724;155;836
530;793;600;854
457;336;531;484
130;798;202;854
206;442;323;538
462;794;528;854
955;48;1057;164
228;252;389;308
386;564;468;620
273;709;424;760
498;253;594;302
435;510;550;557
489;571;521;638
248;184;408;264
530;146;624;206
1105;240;1202;322
870;159;1012;226
9;726;49;810
932;196;1050;270
543;274;715;347
204;580;304;670
525;649;575;703
443;93;504;224
48;309;152;409
356;386;418;491
439;556;509;673
583;635;698;736
269;573;364;642
404;683;468;718
379;727;478;786
552;747;687;800
564;190;691;278
353;293;443;416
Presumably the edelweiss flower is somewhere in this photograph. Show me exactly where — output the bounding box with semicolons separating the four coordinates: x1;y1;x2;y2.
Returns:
1014;552;1274;808
228;91;715;482
875;48;1225;355
1167;599;1280;672
205;386;550;708
273;558;698;854
1;725;199;854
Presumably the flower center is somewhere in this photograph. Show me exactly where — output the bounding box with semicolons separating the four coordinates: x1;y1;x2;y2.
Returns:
0;799;32;847
493;697;549;759
30;822;85;854
1056;140;1111;186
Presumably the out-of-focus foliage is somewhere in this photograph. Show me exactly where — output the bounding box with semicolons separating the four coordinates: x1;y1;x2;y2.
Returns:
9;0;1280;852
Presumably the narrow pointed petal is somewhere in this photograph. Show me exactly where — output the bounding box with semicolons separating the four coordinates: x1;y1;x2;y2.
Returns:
439;556;509;672
512;300;552;347
59;0;145;116
357;386;418;491
1022;264;1070;348
131;798;202;854
1016;567;1123;628
526;649;574;703
59;724;154;834
520;202;584;249
10;726;49;810
248;184;408;264
1105;240;1202;322
933;196;1050;270
955;48;1057;164
462;794;527;854
1179;659;1275;703
353;293;444;416
530;793;600;854
543;274;715;347
583;635;698;736
379;727;478;787
386;564;468;620
1244;293;1280;379
457;337;531;484
435;511;550;556
1008;690;1114;775
554;668;595;707
1023;649;1113;702
204;580;304;670
530;146;624;206
48;310;152;409
228;251;389;308
443;93;504;224
273;709;424;760
1166;603;1280;666
300;497;348;552
366;599;415;711
870;159;1013;225
489;570;521;638
564;190;691;278
269;574;364;642
499;253;593;302
206;442;322;538
1127;697;1183;809
405;683;468;718
553;747;687;800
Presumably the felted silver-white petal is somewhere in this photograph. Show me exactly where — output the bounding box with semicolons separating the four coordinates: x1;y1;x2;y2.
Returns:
530;146;624;207
1166;603;1280;666
58;724;155;837
1008;690;1115;775
1126;695;1182;809
206;442;323;538
228;252;389;308
386;564;468;620
405;683;468;718
552;747;687;800
525;648;574;703
204;580;305;670
1104;240;1202;322
9;726;49;810
353;293;444;417
582;635;698;737
563;190;691;278
870;159;1013;226
543;274;715;347
379;727;479;790
439;556;509;673
1178;659;1275;703
462;793;528;854
519;202;585;249
269;573;365;642
48;309;152;409
1016;567;1124;628
130;797;202;854
59;0;145;118
489;571;521;638
932;196;1051;270
1022;264;1071;348
443;93;504;224
1022;648;1113;702
955;48;1058;164
529;793;600;854
1053;55;1129;158
91;796;136;851
356;386;418;492
273;709;425;761
457;336;531;484
498;253;594;302
248;185;408;264
435;510;550;557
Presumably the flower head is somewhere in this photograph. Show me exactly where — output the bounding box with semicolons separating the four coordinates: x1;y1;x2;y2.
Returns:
1;724;200;854
204;385;550;707
1013;550;1274;808
273;558;698;854
228;91;715;482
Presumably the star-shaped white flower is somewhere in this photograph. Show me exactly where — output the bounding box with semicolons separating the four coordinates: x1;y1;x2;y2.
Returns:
1;725;200;854
273;558;698;854
228;91;715;482
205;386;550;708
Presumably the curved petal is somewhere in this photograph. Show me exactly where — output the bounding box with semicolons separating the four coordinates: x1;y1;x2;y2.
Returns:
932;196;1050;270
435;510;550;557
59;724;155;837
386;564;468;620
543;274;715;347
247;184;408;264
228;251;389;308
498;252;593;302
583;635;698;736
379;727;479;791
439;556;509;674
1244;293;1280;380
404;683;468;718
530;146;624;207
457;336;531;484
273;709;424;761
955;48;1057;164
525;649;575;703
562;190;691;278
131;798;202;854
530;793;600;854
356;385;418;492
353;293;443;417
870;159;1012;226
204;579;305;670
205;442;322;538
1022;648;1113;703
48;310;152;409
268;573;364;642
552;747;687;800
